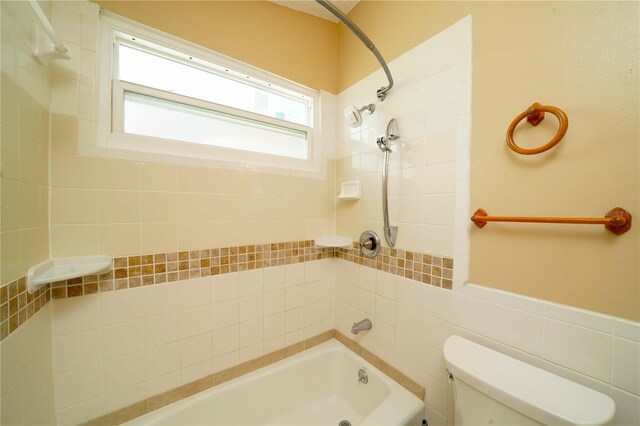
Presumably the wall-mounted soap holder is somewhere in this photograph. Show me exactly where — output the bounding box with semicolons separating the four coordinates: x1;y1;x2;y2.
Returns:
314;236;353;248
26;255;112;293
337;181;361;200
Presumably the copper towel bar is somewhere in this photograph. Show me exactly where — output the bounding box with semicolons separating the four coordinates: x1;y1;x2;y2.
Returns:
471;207;632;235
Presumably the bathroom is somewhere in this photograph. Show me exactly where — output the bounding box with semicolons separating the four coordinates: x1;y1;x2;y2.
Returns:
0;0;638;425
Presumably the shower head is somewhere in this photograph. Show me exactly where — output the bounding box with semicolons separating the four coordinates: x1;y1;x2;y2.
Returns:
344;104;376;128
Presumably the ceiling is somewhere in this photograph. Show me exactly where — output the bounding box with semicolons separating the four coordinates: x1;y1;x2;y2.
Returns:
269;0;359;22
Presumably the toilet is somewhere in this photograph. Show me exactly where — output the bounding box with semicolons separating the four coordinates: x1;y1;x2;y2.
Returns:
443;335;615;426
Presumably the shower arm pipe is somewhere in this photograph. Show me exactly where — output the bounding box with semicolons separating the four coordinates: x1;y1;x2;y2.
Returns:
314;0;394;101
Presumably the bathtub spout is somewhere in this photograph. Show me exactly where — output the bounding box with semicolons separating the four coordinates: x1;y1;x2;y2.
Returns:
351;318;372;335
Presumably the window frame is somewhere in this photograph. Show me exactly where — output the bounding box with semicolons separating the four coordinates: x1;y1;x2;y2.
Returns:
96;12;322;173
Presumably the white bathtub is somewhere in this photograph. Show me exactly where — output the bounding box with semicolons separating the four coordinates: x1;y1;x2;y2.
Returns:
125;339;424;425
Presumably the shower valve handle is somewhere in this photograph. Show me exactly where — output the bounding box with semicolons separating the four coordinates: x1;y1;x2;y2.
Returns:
360;239;374;250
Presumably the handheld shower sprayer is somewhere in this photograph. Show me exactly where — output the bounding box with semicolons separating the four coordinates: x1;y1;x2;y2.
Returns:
378;118;400;247
344;104;376;128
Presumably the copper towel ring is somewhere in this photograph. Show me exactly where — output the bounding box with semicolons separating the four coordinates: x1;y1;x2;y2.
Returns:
506;102;569;155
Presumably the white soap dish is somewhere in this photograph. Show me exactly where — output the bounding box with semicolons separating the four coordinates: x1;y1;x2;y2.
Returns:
337;181;361;200
314;236;353;248
26;255;112;293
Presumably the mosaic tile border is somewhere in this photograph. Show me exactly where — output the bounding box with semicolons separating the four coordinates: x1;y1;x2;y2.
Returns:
83;330;424;426
0;278;51;341
0;239;453;342
49;240;334;300
337;243;454;289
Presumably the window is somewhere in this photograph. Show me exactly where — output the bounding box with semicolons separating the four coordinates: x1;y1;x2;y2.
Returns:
97;12;321;172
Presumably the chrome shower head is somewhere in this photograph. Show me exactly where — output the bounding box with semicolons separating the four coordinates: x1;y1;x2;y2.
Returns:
344;103;376;128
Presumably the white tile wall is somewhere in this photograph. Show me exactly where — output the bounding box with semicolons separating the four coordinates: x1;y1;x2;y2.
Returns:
543;318;613;382
1;0;52;285
50;259;335;424
0;1;56;424
335;16;471;264
611;338;640;395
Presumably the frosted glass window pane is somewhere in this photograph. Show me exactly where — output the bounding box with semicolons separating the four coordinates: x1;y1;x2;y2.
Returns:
118;44;308;126
123;91;308;160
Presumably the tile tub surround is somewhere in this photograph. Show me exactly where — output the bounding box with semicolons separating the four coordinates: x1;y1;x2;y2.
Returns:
47;242;448;424
0;238;452;344
50;258;337;424
83;331;425;426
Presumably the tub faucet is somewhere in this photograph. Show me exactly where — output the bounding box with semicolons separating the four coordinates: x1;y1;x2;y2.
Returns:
351;318;372;335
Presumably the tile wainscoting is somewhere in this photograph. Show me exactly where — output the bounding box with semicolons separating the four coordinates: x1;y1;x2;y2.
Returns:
44;241;451;424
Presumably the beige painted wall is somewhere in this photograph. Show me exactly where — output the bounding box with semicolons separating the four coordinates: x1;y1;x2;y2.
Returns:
340;1;639;321
93;0;338;93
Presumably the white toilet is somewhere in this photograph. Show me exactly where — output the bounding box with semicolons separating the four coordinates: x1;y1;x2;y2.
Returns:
443;335;615;425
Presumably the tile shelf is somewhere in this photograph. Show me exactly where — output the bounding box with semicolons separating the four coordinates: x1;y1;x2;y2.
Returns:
337;181;361;200
314;236;353;248
26;255;112;293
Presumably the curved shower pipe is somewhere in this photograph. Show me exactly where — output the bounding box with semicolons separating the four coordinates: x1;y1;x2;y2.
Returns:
314;0;394;101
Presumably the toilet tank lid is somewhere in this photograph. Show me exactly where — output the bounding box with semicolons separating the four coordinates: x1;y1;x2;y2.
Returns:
443;335;615;426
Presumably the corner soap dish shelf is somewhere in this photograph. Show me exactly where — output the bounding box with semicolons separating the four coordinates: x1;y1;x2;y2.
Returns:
26;255;112;293
314;236;353;248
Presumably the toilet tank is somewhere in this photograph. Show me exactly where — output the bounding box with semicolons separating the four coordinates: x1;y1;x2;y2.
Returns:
443;335;615;426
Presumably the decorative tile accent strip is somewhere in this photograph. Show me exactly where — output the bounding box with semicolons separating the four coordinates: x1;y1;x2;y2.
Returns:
47;242;453;302
50;240;334;300
0;277;51;342
336;243;454;290
83;330;424;425
0;239;453;342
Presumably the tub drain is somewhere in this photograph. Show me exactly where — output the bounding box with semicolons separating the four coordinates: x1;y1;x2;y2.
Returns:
339;421;351;426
